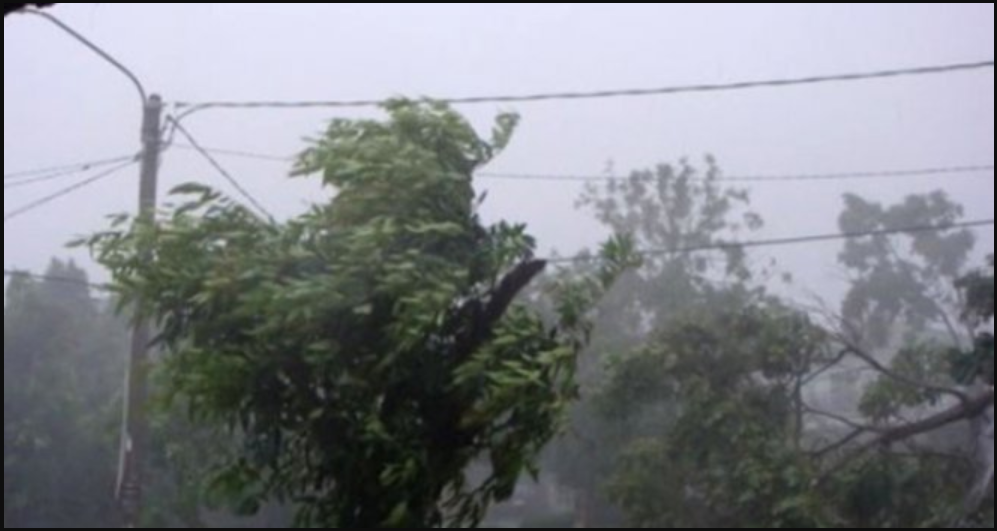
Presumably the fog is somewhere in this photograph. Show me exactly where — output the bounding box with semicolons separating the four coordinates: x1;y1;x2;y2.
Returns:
4;3;994;529
5;3;993;294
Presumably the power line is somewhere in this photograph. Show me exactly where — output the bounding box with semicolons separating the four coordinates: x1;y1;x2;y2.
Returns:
3;160;139;224
171;143;294;163
479;165;996;184
3;269;110;291
162;144;995;185
174;60;994;111
546;219;995;264
5;155;140;191
5;166;106;190
4;155;137;181
167;119;275;220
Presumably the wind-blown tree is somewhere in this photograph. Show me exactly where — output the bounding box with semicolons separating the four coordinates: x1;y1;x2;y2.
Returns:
598;295;985;528
85;100;634;527
596;189;993;528
543;158;767;525
954;256;994;525
955;256;994;389
575;157;766;334
825;193;991;527
837;191;977;350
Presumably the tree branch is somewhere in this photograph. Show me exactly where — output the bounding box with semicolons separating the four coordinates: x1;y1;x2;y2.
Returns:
817;388;993;484
801;347;849;386
449;259;548;362
482;259;548;330
884;239;967;350
813;427;867;460
844;388;994;462
840;339;971;406
959;401;994;524
804;404;882;434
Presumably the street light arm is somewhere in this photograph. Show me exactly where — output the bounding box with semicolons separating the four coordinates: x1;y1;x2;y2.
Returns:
20;9;148;105
4;3;55;17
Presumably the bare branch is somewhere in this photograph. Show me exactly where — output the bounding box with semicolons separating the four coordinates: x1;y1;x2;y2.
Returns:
483;260;548;328
813;427;867;460
804;404;882;433
959;405;994;524
802;347;849;386
840;339;971;406
852;388;993;458
937;305;969;351
453;259;548;359
817;389;993;485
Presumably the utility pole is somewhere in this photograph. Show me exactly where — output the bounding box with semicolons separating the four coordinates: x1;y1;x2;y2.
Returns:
19;10;162;528
116;93;163;528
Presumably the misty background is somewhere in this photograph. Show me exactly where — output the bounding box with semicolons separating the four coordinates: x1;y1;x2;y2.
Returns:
4;3;995;529
5;3;994;304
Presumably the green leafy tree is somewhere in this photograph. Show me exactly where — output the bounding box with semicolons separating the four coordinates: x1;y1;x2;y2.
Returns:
832;194;990;519
952;256;994;526
85;100;633;528
599;296;983;528
953;256;994;387
600;301;832;528
578;189;992;528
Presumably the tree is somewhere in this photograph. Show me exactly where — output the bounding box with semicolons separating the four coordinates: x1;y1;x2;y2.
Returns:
575;157;765;332
584;189;993;528
952;256;993;525
543;158;766;525
3;261;290;529
598;294;987;528
85;100;633;527
4;260;127;528
600;301;831;528
837;191;976;349
954;255;994;388
826;194;991;523
817;251;994;528
791;191;992;527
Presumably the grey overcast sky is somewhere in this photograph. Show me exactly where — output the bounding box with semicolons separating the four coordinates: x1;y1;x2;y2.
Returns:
4;3;994;302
